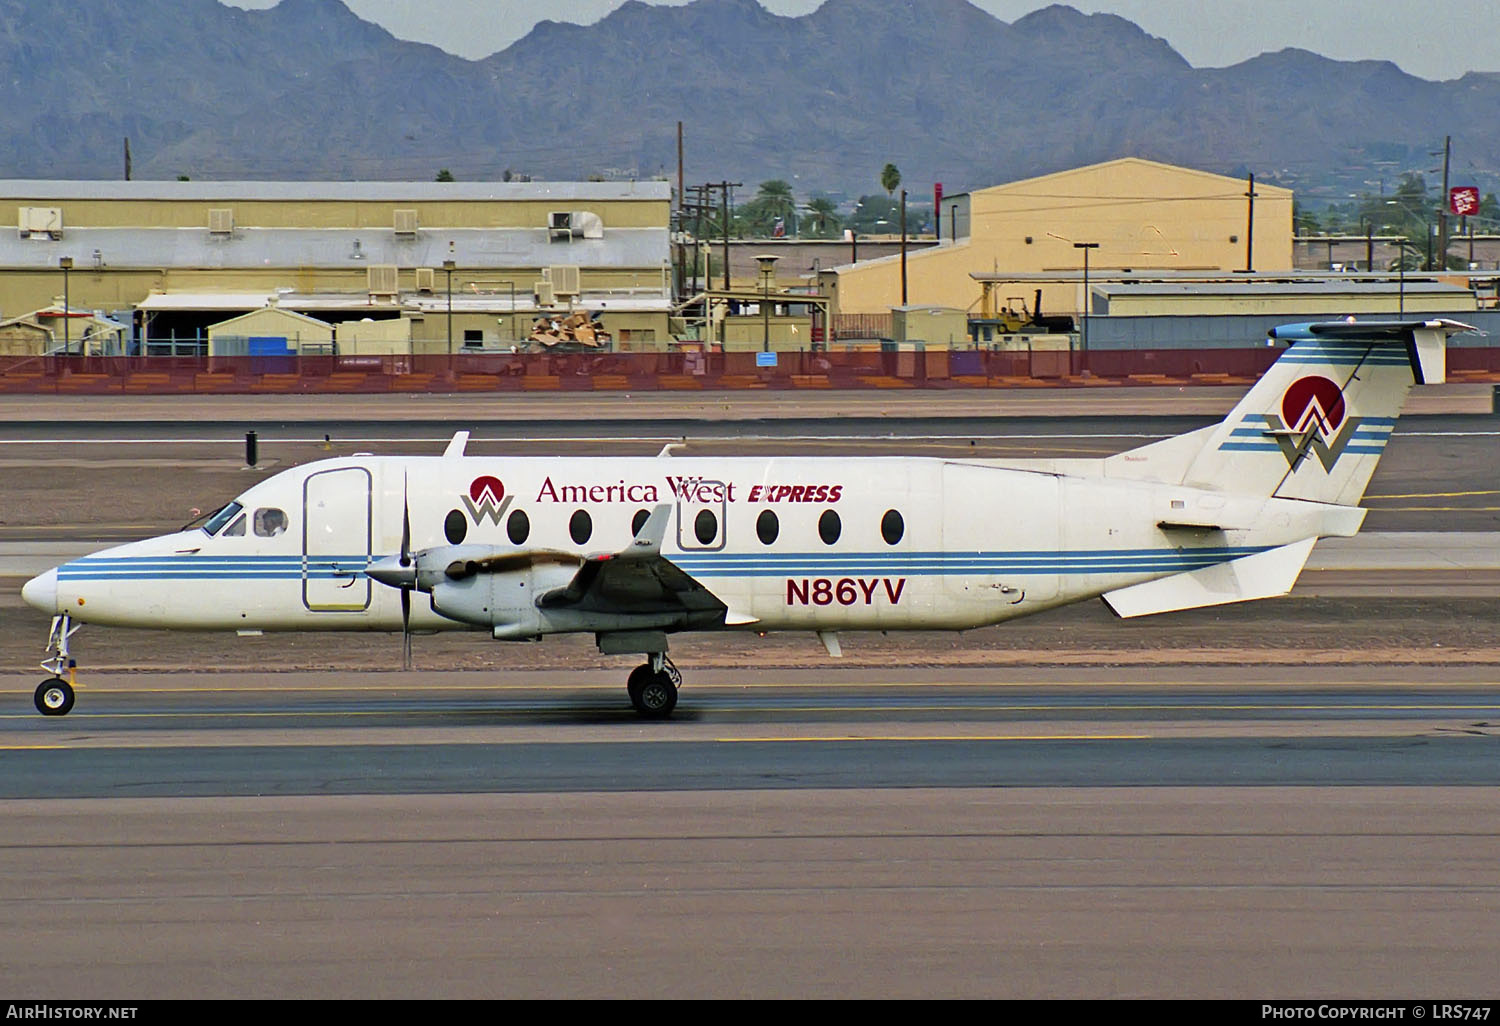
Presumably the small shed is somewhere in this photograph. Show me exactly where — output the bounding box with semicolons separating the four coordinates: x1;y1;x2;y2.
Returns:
0;308;126;356
892;305;968;348
335;317;414;356
206;306;334;357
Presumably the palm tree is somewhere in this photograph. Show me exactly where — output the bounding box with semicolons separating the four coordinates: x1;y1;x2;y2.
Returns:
753;179;795;236
805;197;840;238
880;163;901;197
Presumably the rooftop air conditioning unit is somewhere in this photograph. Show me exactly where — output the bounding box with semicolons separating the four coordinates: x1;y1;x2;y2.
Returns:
414;267;436;293
546;265;581;297
534;281;555;307
367;264;400;300
208;208;234;235
393;209;419;236
19;206;62;240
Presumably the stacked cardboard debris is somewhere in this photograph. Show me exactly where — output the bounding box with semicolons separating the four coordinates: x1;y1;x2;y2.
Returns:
528;312;611;349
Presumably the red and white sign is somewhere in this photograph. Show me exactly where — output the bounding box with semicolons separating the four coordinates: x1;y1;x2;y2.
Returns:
1450;186;1480;217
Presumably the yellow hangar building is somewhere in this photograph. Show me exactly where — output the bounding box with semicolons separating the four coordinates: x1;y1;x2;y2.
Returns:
0;179;673;354
820;158;1293;323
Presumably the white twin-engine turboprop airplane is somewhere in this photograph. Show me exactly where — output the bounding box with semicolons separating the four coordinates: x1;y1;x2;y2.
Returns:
21;319;1474;719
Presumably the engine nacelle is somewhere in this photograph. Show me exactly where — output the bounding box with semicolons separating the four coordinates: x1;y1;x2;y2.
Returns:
428;557;579;632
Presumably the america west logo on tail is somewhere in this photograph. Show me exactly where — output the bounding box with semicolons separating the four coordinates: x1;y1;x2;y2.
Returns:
1220;374;1394;473
1266;375;1362;471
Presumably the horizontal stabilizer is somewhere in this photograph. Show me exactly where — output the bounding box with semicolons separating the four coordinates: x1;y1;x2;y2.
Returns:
1102;537;1316;619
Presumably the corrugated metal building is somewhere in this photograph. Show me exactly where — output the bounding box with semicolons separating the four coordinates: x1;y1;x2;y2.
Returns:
0;180;673;352
820;158;1292;320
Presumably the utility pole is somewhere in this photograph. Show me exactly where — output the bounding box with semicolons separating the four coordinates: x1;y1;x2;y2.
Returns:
718;181;741;291
1244;172;1257;273
1437;134;1452;272
899;189;908;306
1073;242;1098;361
679;185;715;298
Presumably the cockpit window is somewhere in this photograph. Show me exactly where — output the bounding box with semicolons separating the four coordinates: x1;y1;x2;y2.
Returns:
253;508;288;537
203;502;244;536
223;514;247;537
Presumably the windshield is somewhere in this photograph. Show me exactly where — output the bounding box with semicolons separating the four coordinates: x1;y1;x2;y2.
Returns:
201;501;245;536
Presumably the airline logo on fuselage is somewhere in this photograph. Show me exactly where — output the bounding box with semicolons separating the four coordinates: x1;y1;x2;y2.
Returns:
462;476;513;524
530;476;844;505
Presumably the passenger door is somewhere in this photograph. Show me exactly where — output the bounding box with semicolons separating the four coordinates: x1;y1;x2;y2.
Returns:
303;467;372;611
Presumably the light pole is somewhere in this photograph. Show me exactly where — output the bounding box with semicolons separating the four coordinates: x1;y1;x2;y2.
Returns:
442;258;456;355
1386;198;1434;269
1073;242;1098;359
755;254;779;353
58;256;73;355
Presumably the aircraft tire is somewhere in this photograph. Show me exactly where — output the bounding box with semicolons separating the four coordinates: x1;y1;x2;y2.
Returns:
627;663;653;707
631;670;678;720
35;678;74;717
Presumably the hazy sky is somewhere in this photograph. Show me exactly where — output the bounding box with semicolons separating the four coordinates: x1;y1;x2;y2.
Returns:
224;0;1496;81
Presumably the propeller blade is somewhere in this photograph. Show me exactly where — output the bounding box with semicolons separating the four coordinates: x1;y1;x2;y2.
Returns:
401;586;412;671
399;474;412;568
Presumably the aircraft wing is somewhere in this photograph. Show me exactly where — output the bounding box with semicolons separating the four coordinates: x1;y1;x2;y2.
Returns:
535;505;731;621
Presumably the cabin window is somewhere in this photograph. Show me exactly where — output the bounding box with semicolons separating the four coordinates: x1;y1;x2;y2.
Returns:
818;509;841;545
756;509;779;545
881;509;904;546
507;509;530;545
694;509;718;546
253;508;288;537
222;513;246;537
569;509;593;545
632;508;650;535
444;509;468;545
204;501;243;535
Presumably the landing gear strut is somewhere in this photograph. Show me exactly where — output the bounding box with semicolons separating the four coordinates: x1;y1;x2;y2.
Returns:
627;654;680;719
35;615;79;717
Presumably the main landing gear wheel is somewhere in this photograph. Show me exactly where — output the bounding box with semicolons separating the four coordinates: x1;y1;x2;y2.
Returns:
628;661;679;719
35;678;75;717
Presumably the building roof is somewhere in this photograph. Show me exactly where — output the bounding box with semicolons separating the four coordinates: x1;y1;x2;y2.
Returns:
1092;280;1474;298
0;227;670;271
0;180;672;202
966;157;1294;200
207;306;337;333
137;290;672;315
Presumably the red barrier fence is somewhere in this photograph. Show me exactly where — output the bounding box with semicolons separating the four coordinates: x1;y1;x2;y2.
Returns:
2;348;1499;395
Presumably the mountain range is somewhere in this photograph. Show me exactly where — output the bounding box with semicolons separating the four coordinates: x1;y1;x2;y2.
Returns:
2;0;1497;201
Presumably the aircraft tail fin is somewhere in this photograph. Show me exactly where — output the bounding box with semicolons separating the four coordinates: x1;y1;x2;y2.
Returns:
1107;319;1475;505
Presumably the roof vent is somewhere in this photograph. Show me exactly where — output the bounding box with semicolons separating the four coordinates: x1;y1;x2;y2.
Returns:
394;209;419;236
415;267;435;293
208;208;234;235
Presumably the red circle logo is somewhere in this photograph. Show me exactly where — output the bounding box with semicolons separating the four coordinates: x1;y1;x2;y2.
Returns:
1282;376;1345;436
469;477;505;506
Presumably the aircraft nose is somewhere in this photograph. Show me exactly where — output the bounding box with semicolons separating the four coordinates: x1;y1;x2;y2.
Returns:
22;567;58;612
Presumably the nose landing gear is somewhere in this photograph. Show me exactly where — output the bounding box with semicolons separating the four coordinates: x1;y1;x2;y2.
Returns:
34;615;79;717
